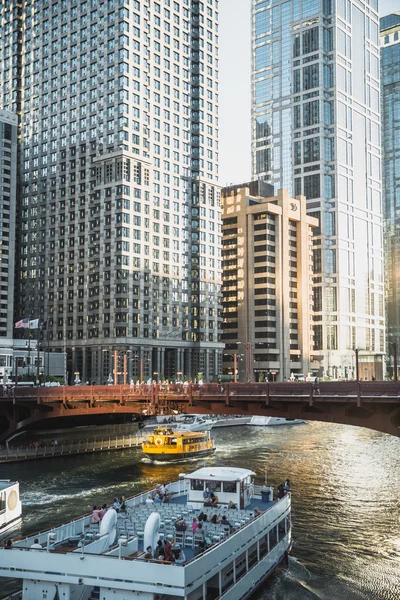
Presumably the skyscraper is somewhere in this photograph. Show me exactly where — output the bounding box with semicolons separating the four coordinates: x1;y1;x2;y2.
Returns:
0;0;223;384
251;0;385;379
0;110;17;342
380;12;400;371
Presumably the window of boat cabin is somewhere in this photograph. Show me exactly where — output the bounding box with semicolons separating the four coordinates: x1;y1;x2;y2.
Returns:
223;481;236;493
0;492;5;513
191;479;204;491
208;481;221;492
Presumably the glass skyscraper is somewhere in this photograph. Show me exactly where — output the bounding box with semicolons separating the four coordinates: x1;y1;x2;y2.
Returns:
0;0;223;384
251;0;385;379
380;13;400;365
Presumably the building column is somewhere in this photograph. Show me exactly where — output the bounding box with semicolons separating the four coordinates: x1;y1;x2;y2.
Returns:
184;348;192;380
160;347;165;379
82;347;88;384
175;348;182;379
204;349;210;382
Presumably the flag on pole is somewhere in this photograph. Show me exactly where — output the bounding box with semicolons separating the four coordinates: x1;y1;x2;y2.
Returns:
15;319;29;329
15;318;40;329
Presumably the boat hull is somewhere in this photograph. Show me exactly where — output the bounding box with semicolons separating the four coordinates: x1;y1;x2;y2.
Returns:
144;447;216;461
0;516;22;538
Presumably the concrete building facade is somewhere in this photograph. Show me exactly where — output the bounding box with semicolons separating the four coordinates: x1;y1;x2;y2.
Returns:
0;0;223;383
251;0;385;380
221;182;317;382
380;13;400;376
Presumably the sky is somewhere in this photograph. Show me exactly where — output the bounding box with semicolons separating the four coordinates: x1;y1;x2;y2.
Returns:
218;0;400;186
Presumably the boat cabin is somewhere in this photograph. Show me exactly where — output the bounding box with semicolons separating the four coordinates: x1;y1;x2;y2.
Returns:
184;466;255;509
0;480;22;537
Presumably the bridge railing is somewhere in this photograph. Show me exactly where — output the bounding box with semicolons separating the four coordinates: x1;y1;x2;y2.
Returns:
1;381;400;404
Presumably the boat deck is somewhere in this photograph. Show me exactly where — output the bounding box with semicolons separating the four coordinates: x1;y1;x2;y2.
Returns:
113;493;276;560
11;480;278;566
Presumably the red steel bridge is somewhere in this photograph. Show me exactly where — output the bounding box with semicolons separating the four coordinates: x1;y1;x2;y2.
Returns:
0;381;399;442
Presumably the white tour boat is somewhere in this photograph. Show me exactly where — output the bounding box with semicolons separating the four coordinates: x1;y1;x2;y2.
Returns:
0;466;292;600
249;416;306;426
0;480;22;538
142;414;216;432
211;415;252;428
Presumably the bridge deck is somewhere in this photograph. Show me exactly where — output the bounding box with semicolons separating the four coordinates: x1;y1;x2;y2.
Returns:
0;382;399;439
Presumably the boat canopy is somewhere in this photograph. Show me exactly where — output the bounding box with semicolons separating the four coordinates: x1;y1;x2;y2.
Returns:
184;467;255;482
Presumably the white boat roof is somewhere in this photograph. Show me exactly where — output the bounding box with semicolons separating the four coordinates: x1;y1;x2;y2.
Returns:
0;480;18;491
184;467;255;482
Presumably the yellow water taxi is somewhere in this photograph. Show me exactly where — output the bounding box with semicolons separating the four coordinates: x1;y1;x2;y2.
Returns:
141;427;216;461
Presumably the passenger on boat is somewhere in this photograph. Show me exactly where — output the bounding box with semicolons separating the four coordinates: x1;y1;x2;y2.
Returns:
4;539;12;549
163;535;176;562
195;540;205;556
146;495;155;506
284;479;291;493
92;506;102;523
207;492;218;506
203;487;210;501
227;500;237;509
153;493;162;504
196;523;205;539
113;498;121;511
254;507;263;517
175;548;186;564
210;514;220;524
221;515;232;530
192;517;199;533
30;538;43;550
99;503;108;518
154;539;164;559
120;496;127;512
277;484;285;499
174;517;187;532
144;546;153;559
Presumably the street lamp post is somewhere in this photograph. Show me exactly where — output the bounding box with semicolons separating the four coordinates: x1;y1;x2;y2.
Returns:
354;348;359;381
237;342;253;382
113;350;133;385
389;342;398;381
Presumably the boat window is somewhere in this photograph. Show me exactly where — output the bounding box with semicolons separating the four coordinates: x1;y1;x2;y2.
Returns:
208;481;221;492
191;479;204;491
223;481;236;493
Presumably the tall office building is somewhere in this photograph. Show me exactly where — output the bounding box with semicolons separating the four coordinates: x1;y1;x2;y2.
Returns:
380;13;400;369
251;0;385;379
0;110;17;341
0;1;223;384
0;110;18;381
221;183;317;382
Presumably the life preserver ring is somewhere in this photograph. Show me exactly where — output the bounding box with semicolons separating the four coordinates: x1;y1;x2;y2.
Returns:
155;437;163;446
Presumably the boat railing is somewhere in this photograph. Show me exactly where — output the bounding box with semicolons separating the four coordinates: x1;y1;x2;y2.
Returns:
184;494;290;566
12;479;189;549
1;592;22;600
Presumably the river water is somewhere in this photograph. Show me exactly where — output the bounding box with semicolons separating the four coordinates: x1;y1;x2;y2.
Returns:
1;421;399;599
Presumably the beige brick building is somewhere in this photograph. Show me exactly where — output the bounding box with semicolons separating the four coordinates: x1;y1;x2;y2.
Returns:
221;182;318;382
